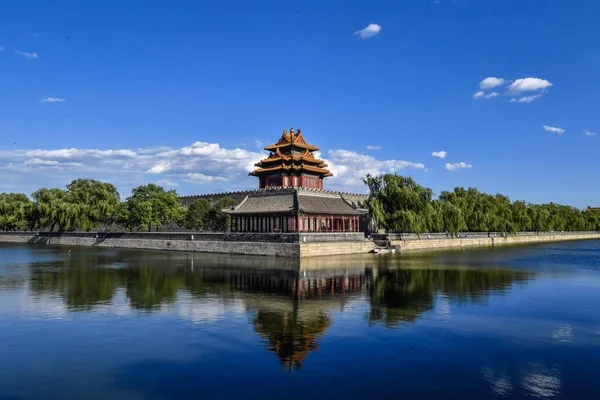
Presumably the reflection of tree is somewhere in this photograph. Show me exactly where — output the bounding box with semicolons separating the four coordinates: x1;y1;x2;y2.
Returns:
368;268;530;327
368;271;434;326
252;300;331;372
121;266;184;311
29;260;117;310
24;251;531;340
28;255;185;311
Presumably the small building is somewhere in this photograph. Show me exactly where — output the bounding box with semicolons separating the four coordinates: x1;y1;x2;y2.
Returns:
250;127;332;189
224;127;365;233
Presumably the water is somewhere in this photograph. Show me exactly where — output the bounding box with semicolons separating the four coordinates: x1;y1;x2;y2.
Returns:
1;242;600;399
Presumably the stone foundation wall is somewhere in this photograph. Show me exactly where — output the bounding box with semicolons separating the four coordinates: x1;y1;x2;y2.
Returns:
390;232;600;253
0;233;300;257
298;232;366;243
1;231;598;258
299;241;375;257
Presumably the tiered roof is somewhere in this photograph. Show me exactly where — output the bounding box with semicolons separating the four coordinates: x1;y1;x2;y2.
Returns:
224;189;363;216
250;127;333;178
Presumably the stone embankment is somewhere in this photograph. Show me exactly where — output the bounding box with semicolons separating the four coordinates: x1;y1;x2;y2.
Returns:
377;231;600;253
0;231;370;258
0;231;599;258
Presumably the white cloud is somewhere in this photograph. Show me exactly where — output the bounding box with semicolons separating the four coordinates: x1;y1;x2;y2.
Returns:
147;161;172;174
156;179;179;187
432;151;447;159
354;23;381;39
0;139;428;194
184;172;227;183
474;91;499;100
366;145;382;150
15;50;38;59
510;94;543;103
543;125;565;135
0;141;264;194
39;97;66;103
507;77;552;94
22;148;137;159
445;162;472;171
474;76;552;103
479;77;505;90
324;149;425;188
584;129;597;137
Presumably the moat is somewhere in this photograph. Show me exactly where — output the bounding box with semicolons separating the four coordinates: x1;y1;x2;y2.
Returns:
1;241;600;399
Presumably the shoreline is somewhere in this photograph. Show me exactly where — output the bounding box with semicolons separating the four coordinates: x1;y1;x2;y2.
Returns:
0;231;599;258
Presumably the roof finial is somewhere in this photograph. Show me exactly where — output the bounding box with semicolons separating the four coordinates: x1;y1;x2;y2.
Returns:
283;128;288;135
290;126;294;134
297;128;302;135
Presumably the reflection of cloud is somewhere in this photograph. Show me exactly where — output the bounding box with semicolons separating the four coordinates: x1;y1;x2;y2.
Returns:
522;363;561;399
7;287;70;319
176;296;245;323
551;324;573;343
436;295;451;320
482;366;513;397
95;290;133;316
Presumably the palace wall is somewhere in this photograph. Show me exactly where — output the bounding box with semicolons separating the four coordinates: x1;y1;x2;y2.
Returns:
2;231;598;258
0;232;370;258
388;231;600;253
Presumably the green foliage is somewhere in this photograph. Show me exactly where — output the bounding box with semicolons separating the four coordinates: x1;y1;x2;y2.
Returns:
0;179;232;233
184;198;211;231
31;179;121;231
67;179;120;230
0;193;32;231
364;174;433;235
32;187;77;231
203;196;235;231
119;184;183;231
365;173;600;234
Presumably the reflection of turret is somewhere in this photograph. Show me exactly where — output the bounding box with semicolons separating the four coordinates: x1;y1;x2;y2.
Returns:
23;250;532;345
252;302;331;371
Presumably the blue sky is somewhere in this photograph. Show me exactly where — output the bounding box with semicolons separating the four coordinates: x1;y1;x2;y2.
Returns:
0;0;599;207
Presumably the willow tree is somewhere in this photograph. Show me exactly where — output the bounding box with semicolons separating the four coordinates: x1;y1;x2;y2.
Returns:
31;179;121;232
364;174;434;235
67;179;120;230
32;188;79;231
439;201;467;237
0;193;32;231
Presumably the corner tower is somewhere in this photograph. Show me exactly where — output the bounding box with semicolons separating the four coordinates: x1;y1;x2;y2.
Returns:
250;127;333;189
